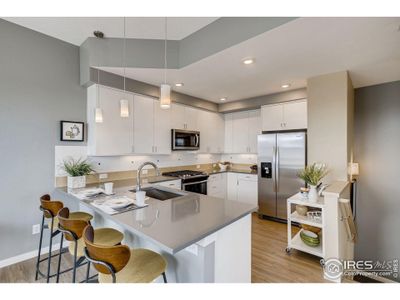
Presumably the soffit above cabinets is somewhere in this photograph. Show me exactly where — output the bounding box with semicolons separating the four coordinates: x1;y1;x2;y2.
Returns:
3;17;219;45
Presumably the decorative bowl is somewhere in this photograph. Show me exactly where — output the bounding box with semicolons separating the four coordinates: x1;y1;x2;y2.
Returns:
300;230;320;247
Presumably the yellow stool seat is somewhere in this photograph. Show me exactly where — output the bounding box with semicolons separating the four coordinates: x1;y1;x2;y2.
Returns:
98;248;167;283
47;211;93;232
69;228;124;257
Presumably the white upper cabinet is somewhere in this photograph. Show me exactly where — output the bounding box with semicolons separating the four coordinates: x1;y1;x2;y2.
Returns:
171;104;198;130
87;85;134;156
232;111;250;153
153;100;172;154
247;110;261;153
197;110;224;153
224;114;233;153
261;100;307;131
261;104;283;131
133;95;154;154
133;95;171;154
224;109;261;154
282;100;307;130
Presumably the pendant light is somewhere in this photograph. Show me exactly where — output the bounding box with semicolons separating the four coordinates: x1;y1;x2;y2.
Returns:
160;17;171;109
95;69;103;123
120;17;130;117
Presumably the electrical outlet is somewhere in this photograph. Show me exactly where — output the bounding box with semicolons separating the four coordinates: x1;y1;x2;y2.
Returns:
32;224;40;235
196;165;201;169
142;169;148;175
99;173;108;179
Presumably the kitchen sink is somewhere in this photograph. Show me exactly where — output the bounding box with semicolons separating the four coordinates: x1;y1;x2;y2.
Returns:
130;187;183;201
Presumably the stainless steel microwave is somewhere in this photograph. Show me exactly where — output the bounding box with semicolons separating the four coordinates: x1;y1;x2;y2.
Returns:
171;129;200;150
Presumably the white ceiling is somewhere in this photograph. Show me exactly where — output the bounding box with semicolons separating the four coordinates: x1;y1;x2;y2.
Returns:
3;17;218;45
101;17;400;103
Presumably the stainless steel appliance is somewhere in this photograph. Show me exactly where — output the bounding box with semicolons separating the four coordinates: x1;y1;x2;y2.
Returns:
171;129;200;150
258;131;306;220
162;170;208;195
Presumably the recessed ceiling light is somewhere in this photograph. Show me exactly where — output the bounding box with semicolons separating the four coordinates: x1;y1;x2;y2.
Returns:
242;58;254;65
281;84;291;88
175;83;184;87
220;97;227;101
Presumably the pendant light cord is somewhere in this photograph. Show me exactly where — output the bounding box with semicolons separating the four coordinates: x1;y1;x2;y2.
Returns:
123;17;126;91
97;68;100;107
164;17;167;84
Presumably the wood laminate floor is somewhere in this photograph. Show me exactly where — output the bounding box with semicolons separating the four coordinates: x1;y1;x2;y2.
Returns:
0;214;341;283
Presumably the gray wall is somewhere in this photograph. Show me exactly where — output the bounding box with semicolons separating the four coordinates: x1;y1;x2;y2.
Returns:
354;80;400;282
0;19;85;261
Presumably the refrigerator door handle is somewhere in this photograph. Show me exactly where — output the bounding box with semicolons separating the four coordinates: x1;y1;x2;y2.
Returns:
276;146;280;192
272;146;277;193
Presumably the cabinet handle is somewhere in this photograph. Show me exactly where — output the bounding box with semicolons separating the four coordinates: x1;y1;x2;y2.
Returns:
155;146;157;153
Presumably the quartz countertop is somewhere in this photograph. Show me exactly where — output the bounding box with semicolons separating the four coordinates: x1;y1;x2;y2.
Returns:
58;181;257;254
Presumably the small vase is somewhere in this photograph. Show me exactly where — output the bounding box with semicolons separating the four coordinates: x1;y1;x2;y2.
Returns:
296;205;308;216
67;176;86;189
308;185;318;203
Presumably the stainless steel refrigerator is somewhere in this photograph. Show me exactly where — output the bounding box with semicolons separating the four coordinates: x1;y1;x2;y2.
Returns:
257;131;306;220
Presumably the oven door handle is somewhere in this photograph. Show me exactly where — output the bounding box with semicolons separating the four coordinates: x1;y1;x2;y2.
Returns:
182;180;208;187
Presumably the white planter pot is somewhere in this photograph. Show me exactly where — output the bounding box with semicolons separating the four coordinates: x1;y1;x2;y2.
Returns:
67;176;86;189
308;185;318;203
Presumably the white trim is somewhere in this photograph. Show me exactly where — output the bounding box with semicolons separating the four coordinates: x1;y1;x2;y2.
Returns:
0;241;69;269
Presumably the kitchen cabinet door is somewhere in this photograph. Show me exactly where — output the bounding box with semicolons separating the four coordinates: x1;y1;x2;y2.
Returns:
237;177;258;206
261;104;284;131
171;104;186;129
213;113;225;153
184;106;199;131
283;100;307;130
224;114;233;153
153;100;172;154
248;109;261;153
133;95;154;154
87;85;134;156
226;172;238;202
232;111;249;153
197;110;212;153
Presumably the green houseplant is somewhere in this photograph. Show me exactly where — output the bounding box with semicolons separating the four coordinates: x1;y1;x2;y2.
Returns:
63;158;95;189
298;163;328;202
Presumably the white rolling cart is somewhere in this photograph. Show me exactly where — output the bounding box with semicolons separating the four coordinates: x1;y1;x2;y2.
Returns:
286;193;326;267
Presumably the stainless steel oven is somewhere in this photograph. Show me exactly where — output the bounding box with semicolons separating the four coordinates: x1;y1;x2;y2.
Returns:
182;178;208;195
172;129;200;150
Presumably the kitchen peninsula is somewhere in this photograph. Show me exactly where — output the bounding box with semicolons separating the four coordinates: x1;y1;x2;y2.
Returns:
57;178;257;283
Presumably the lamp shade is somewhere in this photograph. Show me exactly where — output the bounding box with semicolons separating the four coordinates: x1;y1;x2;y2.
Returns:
95;107;103;123
348;162;359;176
160;84;171;109
120;99;129;117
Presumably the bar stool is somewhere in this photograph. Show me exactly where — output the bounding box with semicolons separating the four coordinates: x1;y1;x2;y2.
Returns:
56;207;124;283
35;194;93;283
82;225;168;283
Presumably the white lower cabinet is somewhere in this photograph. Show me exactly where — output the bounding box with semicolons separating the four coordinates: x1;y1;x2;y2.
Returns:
207;173;227;198
157;179;182;190
226;173;258;206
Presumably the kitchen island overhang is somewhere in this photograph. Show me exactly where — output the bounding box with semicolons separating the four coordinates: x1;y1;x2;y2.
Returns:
56;183;256;283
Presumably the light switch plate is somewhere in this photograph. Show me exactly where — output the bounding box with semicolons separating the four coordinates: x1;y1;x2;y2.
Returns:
99;173;108;179
196;165;201;169
142;169;148;175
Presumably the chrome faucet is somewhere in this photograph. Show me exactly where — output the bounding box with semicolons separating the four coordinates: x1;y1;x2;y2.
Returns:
136;161;160;191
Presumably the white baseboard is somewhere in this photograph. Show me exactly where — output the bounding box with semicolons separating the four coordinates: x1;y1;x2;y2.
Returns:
0;241;69;269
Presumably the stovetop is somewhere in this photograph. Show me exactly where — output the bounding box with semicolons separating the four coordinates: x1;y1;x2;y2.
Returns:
162;170;207;179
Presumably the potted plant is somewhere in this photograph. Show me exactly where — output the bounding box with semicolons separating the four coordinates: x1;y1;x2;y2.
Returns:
297;163;328;202
63;158;95;189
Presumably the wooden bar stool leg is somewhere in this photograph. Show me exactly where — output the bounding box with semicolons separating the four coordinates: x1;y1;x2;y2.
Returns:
56;233;64;283
35;214;45;281
46;217;55;283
